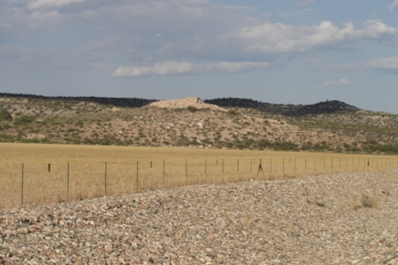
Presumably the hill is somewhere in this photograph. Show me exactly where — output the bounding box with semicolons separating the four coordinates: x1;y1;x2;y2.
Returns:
205;98;359;116
0;93;397;153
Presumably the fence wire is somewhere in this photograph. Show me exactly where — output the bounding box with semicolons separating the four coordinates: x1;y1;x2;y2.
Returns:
1;156;397;209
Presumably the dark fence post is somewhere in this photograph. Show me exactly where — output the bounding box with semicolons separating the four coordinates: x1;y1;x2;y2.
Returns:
136;161;139;193
104;162;107;196
67;163;70;201
21;163;24;206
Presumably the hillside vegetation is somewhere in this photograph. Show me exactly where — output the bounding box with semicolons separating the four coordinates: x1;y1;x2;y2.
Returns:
0;93;397;154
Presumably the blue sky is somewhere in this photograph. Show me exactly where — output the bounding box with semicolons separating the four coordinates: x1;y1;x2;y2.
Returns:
1;0;397;113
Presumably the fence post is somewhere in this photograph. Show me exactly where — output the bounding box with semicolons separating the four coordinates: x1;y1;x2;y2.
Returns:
305;158;307;172
67;163;70;201
163;159;166;189
204;159;207;184
315;158;317;173
185;159;188;184
294;158;296;176
21;163;24;206
270;158;272;176
136;161;139;193
222;159;224;183
104;162;107;196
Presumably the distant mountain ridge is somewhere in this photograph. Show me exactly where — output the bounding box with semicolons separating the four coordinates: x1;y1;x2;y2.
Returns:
0;93;156;108
204;98;360;116
0;93;359;116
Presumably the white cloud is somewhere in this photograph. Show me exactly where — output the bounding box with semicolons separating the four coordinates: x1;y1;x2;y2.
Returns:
390;0;398;11
331;56;398;74
315;78;355;89
112;61;194;77
296;0;316;7
366;56;398;74
2;1;398;79
234;20;398;54
112;61;269;77
28;0;85;10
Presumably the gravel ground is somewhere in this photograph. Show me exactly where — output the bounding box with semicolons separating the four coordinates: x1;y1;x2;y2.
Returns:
1;169;398;265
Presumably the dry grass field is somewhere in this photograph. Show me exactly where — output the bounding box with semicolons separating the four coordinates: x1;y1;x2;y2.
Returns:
1;143;397;209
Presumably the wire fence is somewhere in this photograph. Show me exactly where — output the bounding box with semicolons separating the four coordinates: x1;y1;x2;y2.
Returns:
1;156;398;209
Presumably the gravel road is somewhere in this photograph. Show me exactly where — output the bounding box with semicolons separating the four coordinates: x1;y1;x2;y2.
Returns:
1;169;398;264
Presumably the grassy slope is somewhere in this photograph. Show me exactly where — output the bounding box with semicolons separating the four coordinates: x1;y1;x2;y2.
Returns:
1;96;398;153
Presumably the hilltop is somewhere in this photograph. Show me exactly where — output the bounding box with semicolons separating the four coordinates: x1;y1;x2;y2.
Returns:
0;93;359;116
205;98;359;116
0;93;397;153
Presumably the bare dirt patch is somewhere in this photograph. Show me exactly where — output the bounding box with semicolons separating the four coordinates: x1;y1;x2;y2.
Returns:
149;97;225;111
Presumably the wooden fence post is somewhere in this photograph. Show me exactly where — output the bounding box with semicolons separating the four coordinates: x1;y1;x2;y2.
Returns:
222;159;224;183
163;160;166;189
305;158;307;172
204;159;207;183
136;161;139;193
67;163;70;201
21;163;24;206
104;162;107;196
314;158;316;173
186;159;188;184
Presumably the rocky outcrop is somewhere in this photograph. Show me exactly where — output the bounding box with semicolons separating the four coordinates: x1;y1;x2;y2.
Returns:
149;97;224;111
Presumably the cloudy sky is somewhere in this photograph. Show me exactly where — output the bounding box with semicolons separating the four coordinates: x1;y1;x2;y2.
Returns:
1;0;398;113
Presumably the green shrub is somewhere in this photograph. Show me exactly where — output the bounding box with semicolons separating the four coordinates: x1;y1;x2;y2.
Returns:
227;109;239;115
0;107;12;121
187;106;198;112
13;115;36;125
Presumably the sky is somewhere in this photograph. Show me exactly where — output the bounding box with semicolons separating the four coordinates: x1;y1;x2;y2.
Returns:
1;0;398;113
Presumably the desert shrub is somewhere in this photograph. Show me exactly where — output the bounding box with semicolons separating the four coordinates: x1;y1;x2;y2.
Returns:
187;106;197;113
273;141;299;151
227;109;239;115
258;139;272;148
301;141;313;151
361;194;379;208
13;115;36;125
0;107;12;121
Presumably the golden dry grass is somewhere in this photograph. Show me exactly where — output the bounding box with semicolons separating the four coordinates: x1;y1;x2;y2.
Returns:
1;143;397;209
